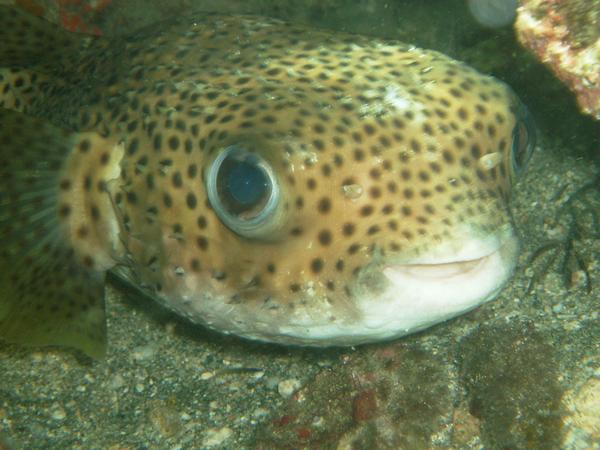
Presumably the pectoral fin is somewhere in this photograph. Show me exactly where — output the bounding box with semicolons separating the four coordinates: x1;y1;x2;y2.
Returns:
0;108;116;358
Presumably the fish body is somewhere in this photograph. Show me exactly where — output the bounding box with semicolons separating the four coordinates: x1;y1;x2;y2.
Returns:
0;7;535;357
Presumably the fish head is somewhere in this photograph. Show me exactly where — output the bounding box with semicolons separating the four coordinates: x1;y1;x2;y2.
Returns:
119;19;536;344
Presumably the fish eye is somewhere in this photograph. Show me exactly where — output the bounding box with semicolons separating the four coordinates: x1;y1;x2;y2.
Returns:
207;144;280;237
511;102;536;179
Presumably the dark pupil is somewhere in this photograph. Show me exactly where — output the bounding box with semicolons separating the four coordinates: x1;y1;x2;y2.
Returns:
217;154;270;217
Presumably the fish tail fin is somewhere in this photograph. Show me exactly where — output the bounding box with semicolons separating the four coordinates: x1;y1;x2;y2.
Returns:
0;109;125;358
0;5;95;73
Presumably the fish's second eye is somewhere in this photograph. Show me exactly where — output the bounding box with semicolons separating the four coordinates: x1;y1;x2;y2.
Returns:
207;145;279;237
511;103;536;179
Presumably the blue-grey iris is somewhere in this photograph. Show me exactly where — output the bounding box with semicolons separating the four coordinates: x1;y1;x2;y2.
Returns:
206;144;280;237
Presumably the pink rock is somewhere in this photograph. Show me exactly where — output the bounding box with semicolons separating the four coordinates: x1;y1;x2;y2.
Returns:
515;0;600;120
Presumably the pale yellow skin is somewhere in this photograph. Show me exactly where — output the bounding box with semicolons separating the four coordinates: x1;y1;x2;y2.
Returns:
0;7;533;357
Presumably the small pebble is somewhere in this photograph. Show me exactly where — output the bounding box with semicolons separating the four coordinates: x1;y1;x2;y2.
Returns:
109;373;126;389
51;404;66;421
149;404;182;437
278;379;302;398
252;407;269;418
202;427;233;447
132;344;157;361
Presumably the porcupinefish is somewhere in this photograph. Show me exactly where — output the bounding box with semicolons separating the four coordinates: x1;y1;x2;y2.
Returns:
0;6;535;358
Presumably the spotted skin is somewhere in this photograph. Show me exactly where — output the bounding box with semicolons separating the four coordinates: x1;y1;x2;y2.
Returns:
0;7;534;356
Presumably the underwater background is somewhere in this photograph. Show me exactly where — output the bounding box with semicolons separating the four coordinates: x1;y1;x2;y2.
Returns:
0;0;598;448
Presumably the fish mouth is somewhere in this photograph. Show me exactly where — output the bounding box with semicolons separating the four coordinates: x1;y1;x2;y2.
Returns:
383;250;496;281
376;234;520;314
299;234;521;345
266;236;520;347
381;235;519;295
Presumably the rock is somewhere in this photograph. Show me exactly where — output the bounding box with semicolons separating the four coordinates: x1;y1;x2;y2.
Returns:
202;427;233;447
563;375;600;447
515;0;600;120
277;379;302;398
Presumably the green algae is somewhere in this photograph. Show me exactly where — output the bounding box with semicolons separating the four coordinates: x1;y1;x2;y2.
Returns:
459;320;564;449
